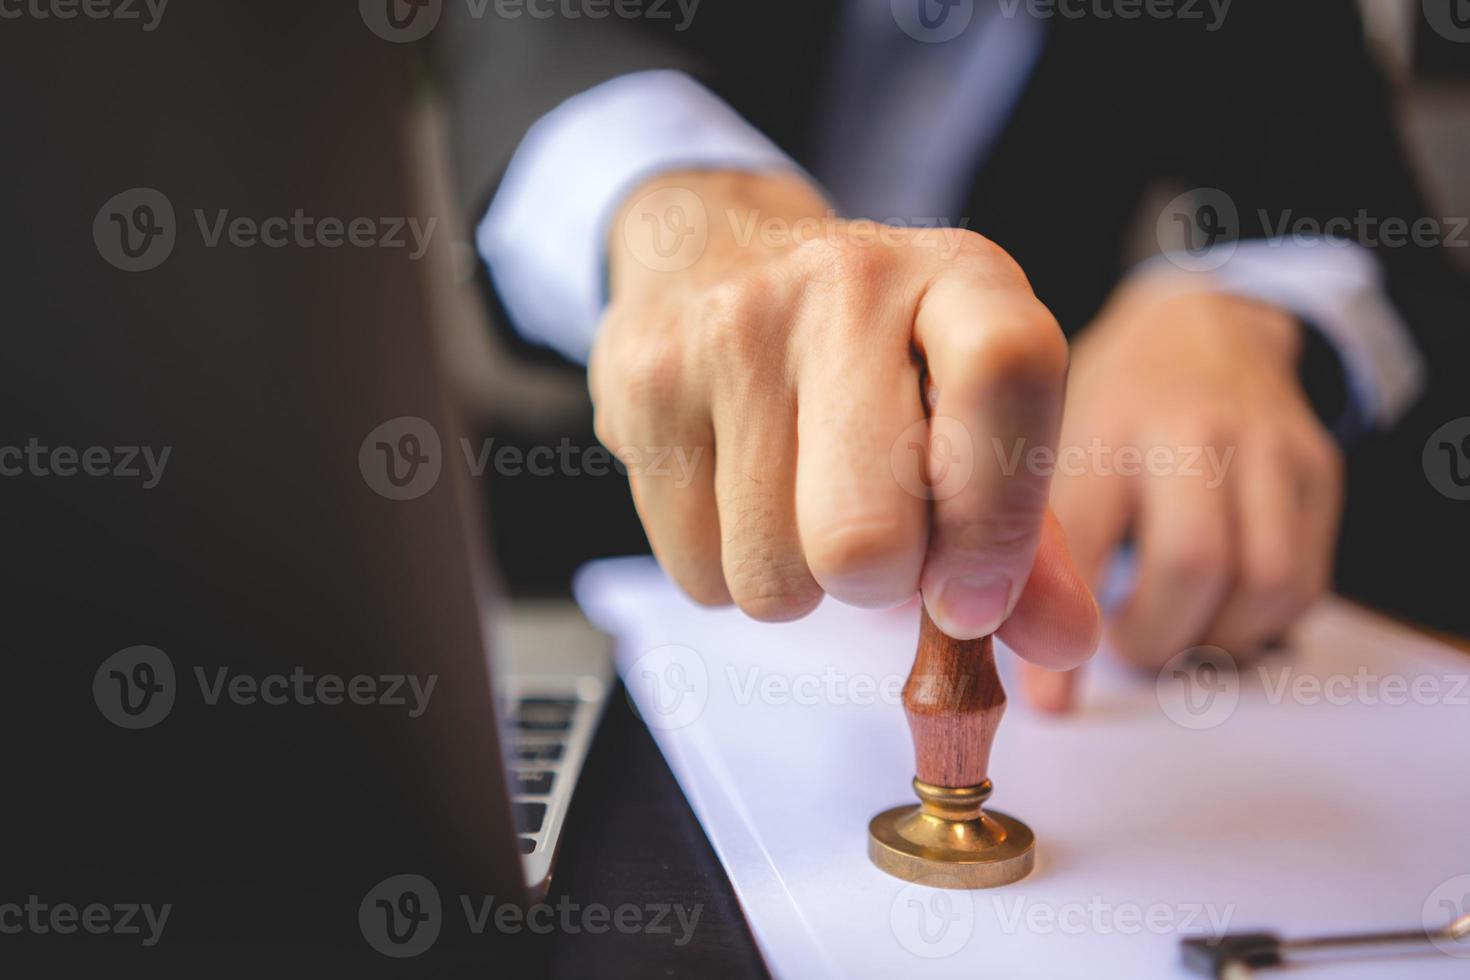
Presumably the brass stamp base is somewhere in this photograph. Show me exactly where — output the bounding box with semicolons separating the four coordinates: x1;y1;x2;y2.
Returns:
867;779;1035;889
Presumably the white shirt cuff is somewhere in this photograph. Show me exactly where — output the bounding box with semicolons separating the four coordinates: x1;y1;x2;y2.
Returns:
1141;238;1425;428
476;70;801;363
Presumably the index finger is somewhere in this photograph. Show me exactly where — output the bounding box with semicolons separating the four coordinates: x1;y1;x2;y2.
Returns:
912;261;1071;642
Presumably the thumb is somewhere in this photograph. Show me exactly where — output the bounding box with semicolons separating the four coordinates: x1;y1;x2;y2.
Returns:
1016;460;1133;713
998;508;1101;712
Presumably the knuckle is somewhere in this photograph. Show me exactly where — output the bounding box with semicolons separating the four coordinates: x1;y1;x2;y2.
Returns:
734;590;822;623
587;332;613;408
616;340;683;417
695;278;779;369
954;306;1069;388
939;506;1043;566
719;492;821;621
698;277;763;326
1302;430;1344;480
726;560;822;622
950;228;1008;260
1166;419;1228;452
1246;543;1327;616
1243;548;1299;600
677;568;734;608
949;232;1031;282
804;519;915;587
591;405;620;454
1157;538;1228;586
1258;429;1299;471
794;234;890;283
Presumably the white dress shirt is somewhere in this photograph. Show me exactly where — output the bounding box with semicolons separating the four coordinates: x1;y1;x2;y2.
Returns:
476;6;1423;428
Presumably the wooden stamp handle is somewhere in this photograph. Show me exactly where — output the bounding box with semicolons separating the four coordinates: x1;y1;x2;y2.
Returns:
902;607;1006;788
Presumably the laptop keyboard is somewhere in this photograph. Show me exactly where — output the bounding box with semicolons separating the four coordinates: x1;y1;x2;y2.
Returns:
513;771;554;795
489;602;613;892
512;800;547;834
504;695;583;860
513;743;564;763
515;697;577;731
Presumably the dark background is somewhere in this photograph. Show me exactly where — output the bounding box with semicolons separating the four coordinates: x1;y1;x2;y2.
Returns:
1;2;1466;977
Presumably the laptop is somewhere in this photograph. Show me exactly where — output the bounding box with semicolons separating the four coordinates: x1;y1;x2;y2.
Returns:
4;7;611;972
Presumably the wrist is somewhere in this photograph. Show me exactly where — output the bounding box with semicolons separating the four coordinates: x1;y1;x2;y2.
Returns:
1207;291;1302;366
1109;279;1302;368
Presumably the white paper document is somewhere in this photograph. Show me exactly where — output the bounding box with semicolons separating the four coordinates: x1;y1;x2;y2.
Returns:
575;557;1470;979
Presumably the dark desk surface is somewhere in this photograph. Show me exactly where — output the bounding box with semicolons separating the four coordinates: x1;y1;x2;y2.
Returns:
548;685;770;979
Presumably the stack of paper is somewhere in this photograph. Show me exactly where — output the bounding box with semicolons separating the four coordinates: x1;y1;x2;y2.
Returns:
576;557;1470;978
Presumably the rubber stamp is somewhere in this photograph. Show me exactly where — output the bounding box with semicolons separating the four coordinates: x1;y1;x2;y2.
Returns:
868;606;1035;889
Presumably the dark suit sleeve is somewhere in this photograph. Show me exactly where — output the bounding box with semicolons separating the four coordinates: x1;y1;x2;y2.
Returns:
434;1;833;219
1169;0;1470;430
435;11;706;217
1163;0;1470;627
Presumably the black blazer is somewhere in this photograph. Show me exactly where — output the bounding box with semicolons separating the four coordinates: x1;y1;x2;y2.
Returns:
443;1;1463;352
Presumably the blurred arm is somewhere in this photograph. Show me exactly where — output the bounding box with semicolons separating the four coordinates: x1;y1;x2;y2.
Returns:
1203;0;1470;433
1136;238;1424;440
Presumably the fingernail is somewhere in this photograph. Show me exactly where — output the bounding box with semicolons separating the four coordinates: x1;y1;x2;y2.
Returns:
934;573;1011;639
